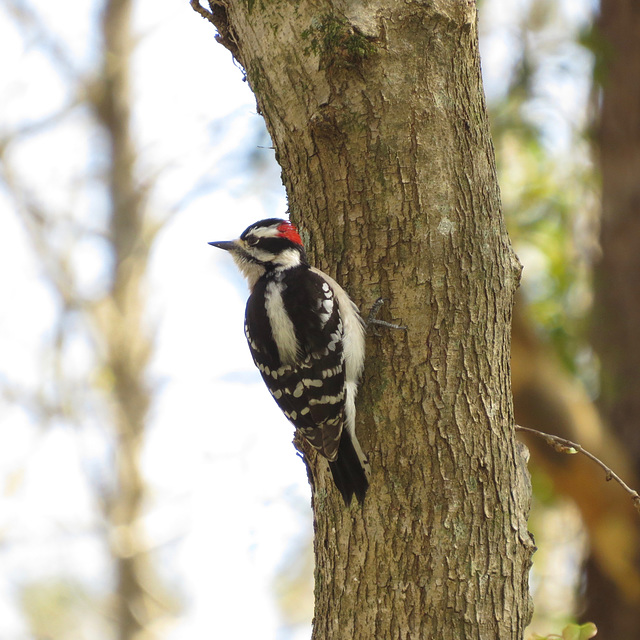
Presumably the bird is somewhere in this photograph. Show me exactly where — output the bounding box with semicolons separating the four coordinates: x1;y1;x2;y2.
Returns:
209;218;370;504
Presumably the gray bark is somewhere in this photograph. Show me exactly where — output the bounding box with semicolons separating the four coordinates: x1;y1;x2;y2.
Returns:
195;1;534;636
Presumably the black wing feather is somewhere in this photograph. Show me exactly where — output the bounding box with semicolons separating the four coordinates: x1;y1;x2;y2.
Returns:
245;268;346;460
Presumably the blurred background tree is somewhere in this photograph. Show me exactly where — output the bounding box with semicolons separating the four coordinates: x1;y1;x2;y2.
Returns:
1;0;184;636
0;0;286;637
485;0;640;637
1;0;639;638
587;0;640;636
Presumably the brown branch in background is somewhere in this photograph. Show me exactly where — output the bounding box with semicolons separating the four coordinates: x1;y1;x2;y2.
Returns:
516;425;640;514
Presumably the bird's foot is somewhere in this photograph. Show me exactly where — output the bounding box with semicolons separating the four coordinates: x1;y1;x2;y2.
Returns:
366;298;407;333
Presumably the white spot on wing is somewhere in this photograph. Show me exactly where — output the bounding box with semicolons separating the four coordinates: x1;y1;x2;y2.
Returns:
309;390;346;405
309;267;365;388
322;365;342;379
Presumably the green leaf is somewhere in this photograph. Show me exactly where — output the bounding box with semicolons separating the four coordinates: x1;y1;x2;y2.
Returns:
561;622;598;640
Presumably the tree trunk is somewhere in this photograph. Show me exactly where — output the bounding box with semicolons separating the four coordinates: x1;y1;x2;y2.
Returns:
588;0;640;634
196;1;534;636
93;0;166;637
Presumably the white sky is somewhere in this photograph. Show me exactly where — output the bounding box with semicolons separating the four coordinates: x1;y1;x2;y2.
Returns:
0;1;307;637
0;0;594;638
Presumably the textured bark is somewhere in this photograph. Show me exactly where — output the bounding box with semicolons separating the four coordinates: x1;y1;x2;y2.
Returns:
588;0;640;635
197;0;534;636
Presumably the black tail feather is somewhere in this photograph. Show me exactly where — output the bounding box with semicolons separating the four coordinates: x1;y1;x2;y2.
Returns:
328;431;369;505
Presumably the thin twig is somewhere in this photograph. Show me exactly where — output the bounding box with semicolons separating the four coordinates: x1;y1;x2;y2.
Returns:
516;424;640;514
4;0;77;76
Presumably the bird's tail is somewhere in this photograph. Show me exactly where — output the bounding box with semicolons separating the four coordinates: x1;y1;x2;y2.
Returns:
328;430;370;505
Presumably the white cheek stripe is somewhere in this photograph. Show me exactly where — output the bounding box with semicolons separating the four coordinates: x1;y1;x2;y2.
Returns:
248;225;281;239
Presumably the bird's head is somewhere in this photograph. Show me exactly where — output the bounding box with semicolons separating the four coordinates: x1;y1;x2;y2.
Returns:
209;218;307;289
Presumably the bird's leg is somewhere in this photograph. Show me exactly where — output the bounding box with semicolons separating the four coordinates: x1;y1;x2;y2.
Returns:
366;298;407;333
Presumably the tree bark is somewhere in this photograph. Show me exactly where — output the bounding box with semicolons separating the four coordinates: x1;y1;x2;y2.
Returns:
196;1;534;636
588;0;640;635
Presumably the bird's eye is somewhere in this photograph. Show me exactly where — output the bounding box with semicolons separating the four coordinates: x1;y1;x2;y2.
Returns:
246;237;259;247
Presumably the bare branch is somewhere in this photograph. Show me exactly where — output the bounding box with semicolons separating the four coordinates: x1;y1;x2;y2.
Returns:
0;157;79;305
3;0;78;77
188;0;243;64
0;102;81;149
189;0;217;26
516;424;640;514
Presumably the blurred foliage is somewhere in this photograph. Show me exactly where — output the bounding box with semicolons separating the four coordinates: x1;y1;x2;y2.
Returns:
485;0;599;384
20;578;107;639
272;534;314;632
484;1;598;628
531;621;598;640
526;495;588;634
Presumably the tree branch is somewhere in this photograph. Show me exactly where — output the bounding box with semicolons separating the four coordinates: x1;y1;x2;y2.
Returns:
4;0;78;77
189;0;217;26
188;0;243;64
516;425;640;513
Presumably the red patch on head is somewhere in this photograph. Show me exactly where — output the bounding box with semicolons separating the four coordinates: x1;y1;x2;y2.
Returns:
277;221;303;246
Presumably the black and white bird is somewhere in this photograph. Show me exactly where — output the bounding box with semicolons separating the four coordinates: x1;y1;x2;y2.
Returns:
210;218;370;504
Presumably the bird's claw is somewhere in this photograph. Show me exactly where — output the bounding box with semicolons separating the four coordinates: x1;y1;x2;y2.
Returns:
366;298;407;333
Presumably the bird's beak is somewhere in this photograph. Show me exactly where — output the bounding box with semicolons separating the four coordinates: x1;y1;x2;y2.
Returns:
208;240;237;251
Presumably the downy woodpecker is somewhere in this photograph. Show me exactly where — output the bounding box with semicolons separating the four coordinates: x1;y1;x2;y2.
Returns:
210;218;370;504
